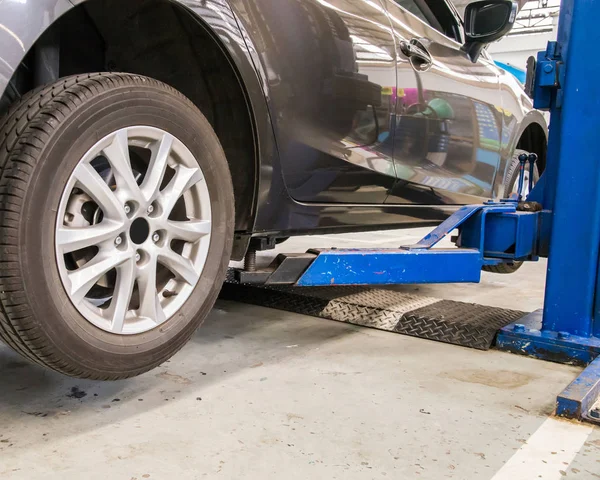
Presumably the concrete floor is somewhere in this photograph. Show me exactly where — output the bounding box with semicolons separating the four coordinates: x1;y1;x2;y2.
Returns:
0;229;598;479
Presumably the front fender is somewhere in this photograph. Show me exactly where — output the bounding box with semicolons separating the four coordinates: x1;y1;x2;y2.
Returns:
508;108;549;165
0;0;280;235
0;0;73;99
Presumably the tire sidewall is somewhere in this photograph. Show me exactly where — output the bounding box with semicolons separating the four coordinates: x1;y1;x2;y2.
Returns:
21;85;233;374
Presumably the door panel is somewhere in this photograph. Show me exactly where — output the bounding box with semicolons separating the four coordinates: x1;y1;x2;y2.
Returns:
382;1;504;205
235;0;398;204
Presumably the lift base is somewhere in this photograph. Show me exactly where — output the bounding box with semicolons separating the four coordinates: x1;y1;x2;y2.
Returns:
497;310;600;366
220;272;525;350
497;310;600;424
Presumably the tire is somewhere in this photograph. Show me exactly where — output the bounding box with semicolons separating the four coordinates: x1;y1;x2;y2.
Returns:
482;260;523;275
0;73;234;379
482;149;539;275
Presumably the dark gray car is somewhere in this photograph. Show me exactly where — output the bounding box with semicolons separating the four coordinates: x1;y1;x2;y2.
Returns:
0;0;547;378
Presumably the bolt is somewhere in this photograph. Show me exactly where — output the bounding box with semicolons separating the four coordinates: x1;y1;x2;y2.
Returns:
544;63;554;73
244;248;257;272
513;324;526;333
558;331;570;340
114;236;122;246
135;252;141;262
124;204;131;214
147;205;154;214
152;232;160;243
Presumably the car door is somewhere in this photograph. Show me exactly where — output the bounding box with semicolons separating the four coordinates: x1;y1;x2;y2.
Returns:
382;0;504;205
232;0;400;204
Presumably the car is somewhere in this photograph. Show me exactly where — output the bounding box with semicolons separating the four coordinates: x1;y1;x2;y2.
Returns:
0;0;547;379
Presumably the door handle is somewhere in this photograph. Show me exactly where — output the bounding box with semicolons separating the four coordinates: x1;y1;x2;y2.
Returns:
399;39;433;71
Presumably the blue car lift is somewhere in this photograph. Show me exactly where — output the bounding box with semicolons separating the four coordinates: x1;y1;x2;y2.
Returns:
233;0;600;423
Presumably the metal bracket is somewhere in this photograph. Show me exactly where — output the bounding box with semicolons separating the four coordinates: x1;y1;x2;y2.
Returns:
533;41;564;110
402;202;516;251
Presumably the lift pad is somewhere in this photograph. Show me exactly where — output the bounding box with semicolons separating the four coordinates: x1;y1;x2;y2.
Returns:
220;272;525;350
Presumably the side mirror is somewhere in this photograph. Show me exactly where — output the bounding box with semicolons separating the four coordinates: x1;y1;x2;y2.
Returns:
463;0;518;63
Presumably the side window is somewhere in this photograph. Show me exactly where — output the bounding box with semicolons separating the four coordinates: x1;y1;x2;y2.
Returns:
424;1;464;43
392;0;431;25
391;0;463;43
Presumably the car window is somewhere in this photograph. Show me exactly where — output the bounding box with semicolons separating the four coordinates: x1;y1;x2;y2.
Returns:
424;0;463;43
391;0;431;25
391;0;463;43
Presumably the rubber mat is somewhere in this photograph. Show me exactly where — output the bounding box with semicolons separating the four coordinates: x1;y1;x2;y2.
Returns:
219;272;526;350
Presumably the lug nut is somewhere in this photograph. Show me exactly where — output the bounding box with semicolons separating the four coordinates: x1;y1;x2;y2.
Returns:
147;204;154;214
114;236;123;246
135;252;141;262
152;233;160;243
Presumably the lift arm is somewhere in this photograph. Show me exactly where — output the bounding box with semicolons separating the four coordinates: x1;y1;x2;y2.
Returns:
236;201;542;286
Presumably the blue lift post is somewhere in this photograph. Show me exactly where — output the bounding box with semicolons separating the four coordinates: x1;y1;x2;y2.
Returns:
235;0;600;422
495;0;600;422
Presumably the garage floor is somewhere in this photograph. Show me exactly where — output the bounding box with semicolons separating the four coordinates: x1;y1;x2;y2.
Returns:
0;229;598;479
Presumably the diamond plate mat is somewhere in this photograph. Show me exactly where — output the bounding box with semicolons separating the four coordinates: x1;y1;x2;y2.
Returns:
219;271;526;351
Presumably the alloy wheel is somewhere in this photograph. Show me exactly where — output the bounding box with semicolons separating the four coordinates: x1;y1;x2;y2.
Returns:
55;126;212;335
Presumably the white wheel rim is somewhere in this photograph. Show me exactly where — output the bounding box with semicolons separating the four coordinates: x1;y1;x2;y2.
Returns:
55;126;212;335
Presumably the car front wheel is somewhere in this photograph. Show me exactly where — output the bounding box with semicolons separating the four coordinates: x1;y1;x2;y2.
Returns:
0;73;234;379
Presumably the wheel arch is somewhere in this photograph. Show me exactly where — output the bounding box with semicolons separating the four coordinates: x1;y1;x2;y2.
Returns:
494;109;548;198
515;112;549;173
0;0;266;238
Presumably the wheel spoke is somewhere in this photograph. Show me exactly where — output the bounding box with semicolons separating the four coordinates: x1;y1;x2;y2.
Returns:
73;162;124;220
57;220;123;254
141;132;174;202
102;129;143;200
158;248;199;286
137;258;166;324
160;165;203;217
107;259;136;334
167;219;211;243
67;249;132;304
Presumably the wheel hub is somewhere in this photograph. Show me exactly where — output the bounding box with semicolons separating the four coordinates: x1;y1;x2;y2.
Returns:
130;217;150;245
